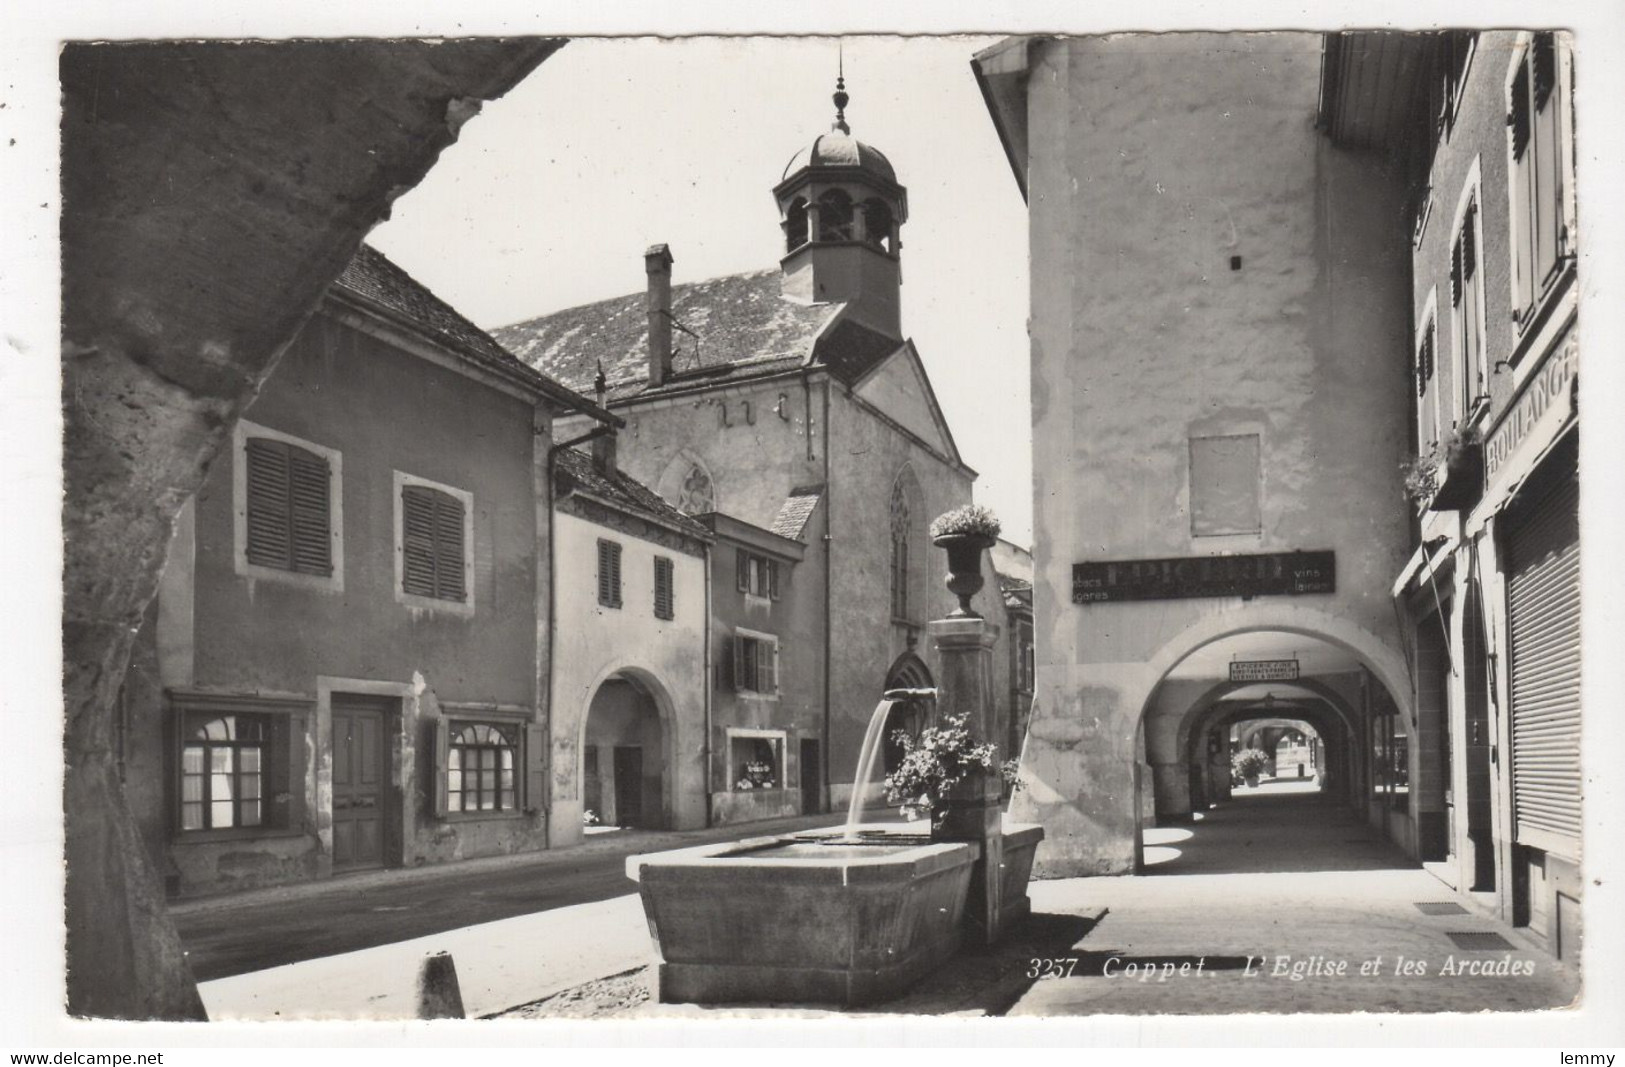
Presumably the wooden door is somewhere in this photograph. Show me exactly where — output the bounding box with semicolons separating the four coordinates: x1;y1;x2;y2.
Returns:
800;739;821;814
612;746;643;828
332;698;389;871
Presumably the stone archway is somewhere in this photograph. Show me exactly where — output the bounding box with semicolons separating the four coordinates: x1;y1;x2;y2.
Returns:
576;665;680;832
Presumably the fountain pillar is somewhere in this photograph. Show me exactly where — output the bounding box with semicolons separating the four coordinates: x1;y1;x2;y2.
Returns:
927;616;1006;945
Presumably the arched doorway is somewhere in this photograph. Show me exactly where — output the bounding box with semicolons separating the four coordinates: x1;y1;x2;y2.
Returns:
881;652;933;775
1138;626;1412;874
582;674;667;830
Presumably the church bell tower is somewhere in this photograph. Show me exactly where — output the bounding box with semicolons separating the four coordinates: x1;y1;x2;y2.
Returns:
772;72;909;340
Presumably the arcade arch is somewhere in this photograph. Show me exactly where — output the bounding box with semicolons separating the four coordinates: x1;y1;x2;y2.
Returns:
579;669;675;830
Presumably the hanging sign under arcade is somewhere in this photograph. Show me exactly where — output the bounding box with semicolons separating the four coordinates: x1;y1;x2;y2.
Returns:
1229;659;1300;682
1071;550;1336;604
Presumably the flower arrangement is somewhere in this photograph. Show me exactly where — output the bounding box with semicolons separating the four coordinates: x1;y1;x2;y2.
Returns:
883;711;1021;823
1401;424;1484;503
929;504;1002;542
582;809;601;827
1231;748;1269;781
735;760;776;790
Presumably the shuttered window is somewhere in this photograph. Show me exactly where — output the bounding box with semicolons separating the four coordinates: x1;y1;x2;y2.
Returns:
1506;470;1580;858
597;539;623;608
653;556;674;620
401;485;467;602
732;632;779;695
1452;199;1486;419
1508;32;1570;329
245;437;332;575
736;550;779;599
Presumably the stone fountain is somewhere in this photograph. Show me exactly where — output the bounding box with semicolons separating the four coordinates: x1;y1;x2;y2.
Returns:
625;545;1043;1007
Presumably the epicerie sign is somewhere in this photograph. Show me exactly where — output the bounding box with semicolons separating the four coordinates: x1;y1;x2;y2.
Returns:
1229;659;1299;682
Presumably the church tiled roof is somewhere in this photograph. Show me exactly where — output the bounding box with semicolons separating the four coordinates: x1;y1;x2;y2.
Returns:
492;269;899;404
553;447;711;542
769;485;824;541
333;245;612;422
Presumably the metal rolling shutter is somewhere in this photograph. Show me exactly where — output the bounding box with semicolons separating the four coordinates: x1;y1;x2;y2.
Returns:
1506;471;1581;857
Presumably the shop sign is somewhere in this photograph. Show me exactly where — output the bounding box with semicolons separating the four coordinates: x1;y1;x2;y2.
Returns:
1229;659;1300;682
1071;550;1335;604
1485;339;1578;484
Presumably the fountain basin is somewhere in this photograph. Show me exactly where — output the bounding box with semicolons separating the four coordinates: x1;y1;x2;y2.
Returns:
626;833;978;1006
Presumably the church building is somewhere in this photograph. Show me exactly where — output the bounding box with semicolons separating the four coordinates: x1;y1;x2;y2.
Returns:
496;78;980;819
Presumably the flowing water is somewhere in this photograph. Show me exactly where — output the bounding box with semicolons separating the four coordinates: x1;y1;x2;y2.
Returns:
843;688;937;839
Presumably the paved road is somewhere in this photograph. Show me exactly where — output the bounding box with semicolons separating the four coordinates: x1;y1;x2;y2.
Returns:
174;814;840;982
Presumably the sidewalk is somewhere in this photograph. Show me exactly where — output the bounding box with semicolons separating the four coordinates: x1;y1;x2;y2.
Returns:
189;812;841;1020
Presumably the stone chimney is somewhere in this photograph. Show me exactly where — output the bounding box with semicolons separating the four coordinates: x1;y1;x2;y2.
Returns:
591;429;617;474
645;243;674;386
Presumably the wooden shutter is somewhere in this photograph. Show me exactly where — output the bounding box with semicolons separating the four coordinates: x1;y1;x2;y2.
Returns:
244;438;292;569
717;636;733;689
767;559;780;600
765;641;779;694
597;539;621;607
654;557;674;619
287;447;332;575
402;485;465;601
736;549;749;592
1509;59;1536;317
1417;326;1432;399
733;634;749;691
1531;34;1564;287
524;723;548;814
1506;473;1581;857
245;437;331;575
431;717;449;818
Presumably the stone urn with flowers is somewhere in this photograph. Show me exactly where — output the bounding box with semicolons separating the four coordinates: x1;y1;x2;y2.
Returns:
929;504;1001;618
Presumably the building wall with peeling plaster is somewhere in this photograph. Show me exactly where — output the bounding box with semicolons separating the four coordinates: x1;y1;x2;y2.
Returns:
128;308;552;896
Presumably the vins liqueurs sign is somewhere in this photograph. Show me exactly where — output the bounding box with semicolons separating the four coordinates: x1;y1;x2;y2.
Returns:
1072;551;1336;604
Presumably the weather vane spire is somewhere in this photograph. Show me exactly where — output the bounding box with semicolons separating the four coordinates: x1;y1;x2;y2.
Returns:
832;42;850;134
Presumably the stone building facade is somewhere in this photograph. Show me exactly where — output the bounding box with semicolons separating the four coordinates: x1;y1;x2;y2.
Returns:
121;246;609;896
495;85;979;818
974;31;1584;960
548;436;712;846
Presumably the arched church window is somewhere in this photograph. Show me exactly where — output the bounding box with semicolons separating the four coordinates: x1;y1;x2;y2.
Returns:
784;198;809;253
817;189;854;242
862;198;895;253
890;478;911;620
677;464;715;516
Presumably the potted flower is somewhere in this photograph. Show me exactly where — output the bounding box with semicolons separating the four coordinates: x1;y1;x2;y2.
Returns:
1401;425;1483;512
929;504;1002;618
883;711;1021;837
1231;748;1269;788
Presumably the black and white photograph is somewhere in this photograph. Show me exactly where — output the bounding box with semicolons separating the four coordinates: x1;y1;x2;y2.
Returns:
4;0;1624;1054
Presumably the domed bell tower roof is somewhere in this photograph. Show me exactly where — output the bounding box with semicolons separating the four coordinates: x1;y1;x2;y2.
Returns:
772;70;908;339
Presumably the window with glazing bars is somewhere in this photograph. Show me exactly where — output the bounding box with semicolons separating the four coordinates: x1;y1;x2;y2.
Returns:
180;713;267;831
447;722;517;812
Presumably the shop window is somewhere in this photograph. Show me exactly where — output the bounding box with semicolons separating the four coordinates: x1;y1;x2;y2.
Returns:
1190;434;1261;536
728;731;785;791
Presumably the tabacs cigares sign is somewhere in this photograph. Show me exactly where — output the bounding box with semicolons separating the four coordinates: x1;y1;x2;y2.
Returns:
1072;550;1336;604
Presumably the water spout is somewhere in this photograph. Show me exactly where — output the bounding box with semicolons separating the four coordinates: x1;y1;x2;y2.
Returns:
844;689;938;838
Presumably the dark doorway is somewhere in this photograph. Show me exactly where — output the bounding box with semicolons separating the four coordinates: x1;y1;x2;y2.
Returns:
612;746;644;828
800;739;822;814
332;695;392;872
